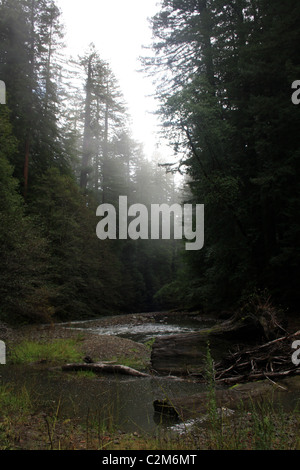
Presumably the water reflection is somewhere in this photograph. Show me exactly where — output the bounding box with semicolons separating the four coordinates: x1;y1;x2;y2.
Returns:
0;365;207;434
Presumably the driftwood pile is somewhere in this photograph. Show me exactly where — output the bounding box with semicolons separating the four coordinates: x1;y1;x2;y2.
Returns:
210;330;300;385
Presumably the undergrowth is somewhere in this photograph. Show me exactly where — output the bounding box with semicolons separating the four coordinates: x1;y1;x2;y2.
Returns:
9;339;83;364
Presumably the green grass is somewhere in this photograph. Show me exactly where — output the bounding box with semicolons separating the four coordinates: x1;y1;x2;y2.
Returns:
0;381;299;450
144;337;156;349
9;339;83;364
0;384;32;415
1;338;299;450
205;399;299;450
198;343;300;450
0;385;33;450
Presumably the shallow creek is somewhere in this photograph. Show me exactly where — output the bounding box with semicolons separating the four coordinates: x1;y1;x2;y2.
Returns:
0;364;210;434
61;313;214;343
0;315;213;434
1;314;299;435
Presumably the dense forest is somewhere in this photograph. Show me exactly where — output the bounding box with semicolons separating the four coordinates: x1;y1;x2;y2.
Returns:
144;0;300;315
0;0;299;325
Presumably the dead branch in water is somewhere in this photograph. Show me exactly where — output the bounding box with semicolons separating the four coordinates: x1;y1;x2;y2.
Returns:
213;331;300;385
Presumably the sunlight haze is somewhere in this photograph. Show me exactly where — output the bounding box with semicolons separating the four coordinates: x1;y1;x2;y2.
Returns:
56;0;165;159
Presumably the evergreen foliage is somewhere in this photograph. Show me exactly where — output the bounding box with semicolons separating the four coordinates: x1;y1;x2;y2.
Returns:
145;0;300;312
0;0;179;323
0;0;299;323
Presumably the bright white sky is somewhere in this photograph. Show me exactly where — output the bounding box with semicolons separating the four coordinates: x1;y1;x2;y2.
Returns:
56;0;171;160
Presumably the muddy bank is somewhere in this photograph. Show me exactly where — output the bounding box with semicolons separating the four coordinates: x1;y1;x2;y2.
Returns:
0;319;151;368
1;310;210;367
1;311;300;448
154;376;300;421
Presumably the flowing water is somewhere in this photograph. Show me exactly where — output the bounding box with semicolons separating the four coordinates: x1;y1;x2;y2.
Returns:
0;315;213;434
63;314;214;343
1;314;299;436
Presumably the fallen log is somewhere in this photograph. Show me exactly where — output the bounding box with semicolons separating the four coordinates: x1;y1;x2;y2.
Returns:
62;362;150;378
153;380;281;421
150;315;266;375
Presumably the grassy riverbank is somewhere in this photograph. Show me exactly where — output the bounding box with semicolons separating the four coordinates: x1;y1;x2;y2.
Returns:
0;319;299;450
0;376;299;450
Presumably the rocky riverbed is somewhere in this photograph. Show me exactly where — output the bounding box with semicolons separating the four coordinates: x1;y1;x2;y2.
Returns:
1;310;212;365
1;311;300;450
